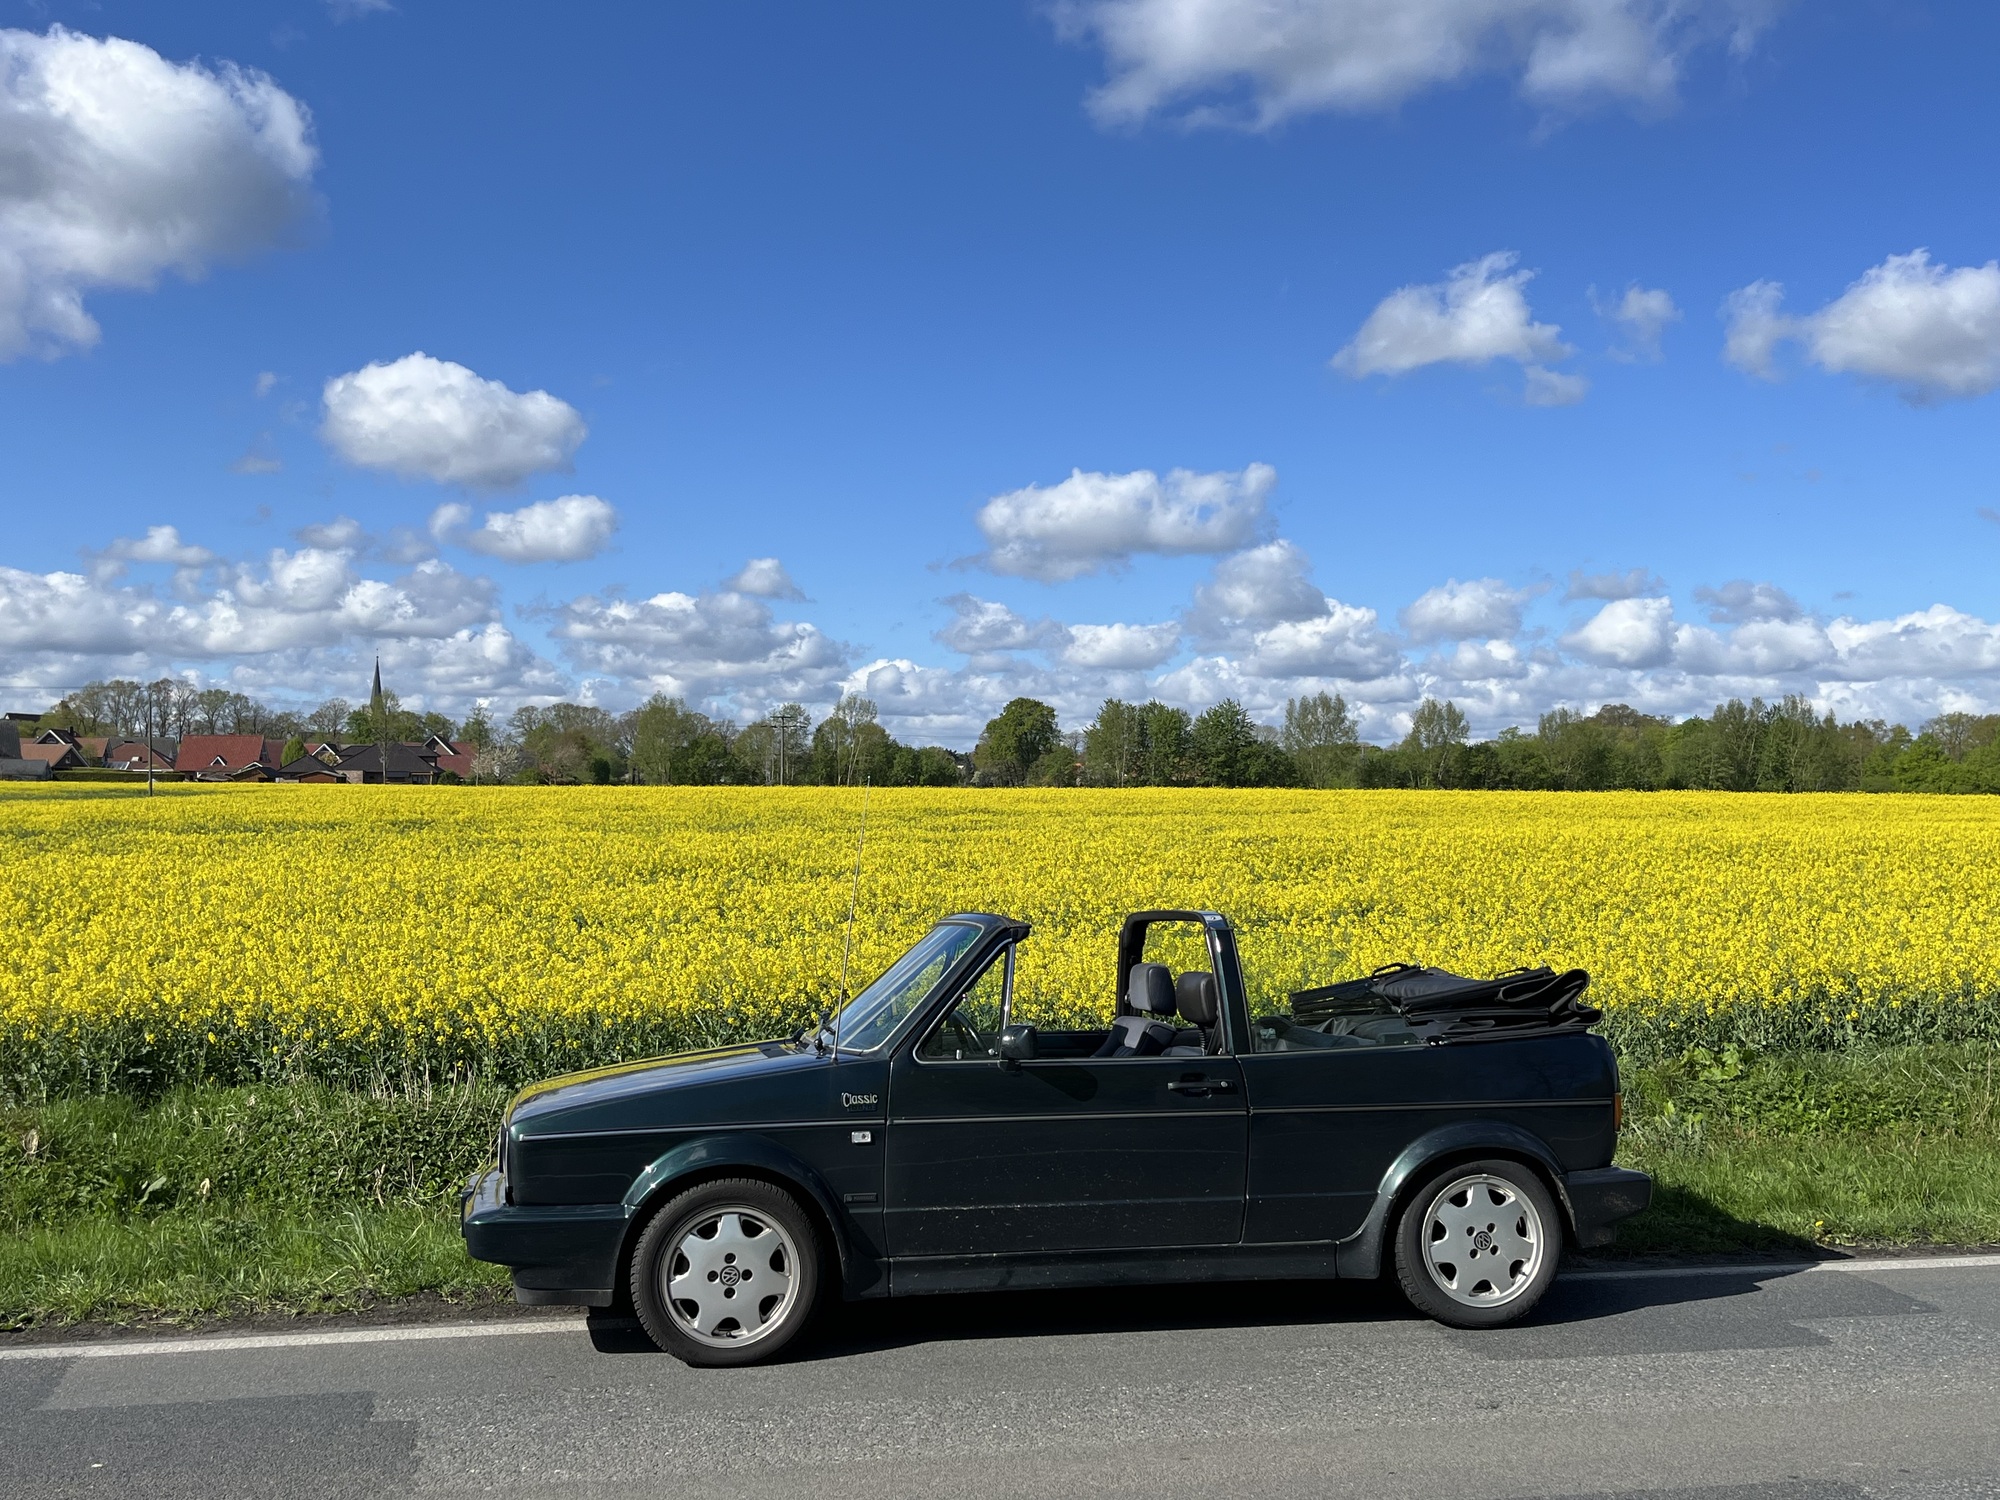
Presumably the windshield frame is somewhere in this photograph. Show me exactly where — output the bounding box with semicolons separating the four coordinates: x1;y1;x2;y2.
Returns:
821;920;989;1056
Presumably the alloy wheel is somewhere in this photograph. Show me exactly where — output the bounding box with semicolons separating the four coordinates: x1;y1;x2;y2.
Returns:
1420;1172;1545;1308
662;1206;801;1348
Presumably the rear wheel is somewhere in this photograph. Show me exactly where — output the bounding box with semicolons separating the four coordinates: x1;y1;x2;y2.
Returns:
1393;1159;1561;1329
630;1177;821;1366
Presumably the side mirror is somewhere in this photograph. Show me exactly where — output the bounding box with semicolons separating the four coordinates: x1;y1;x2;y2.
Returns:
995;1024;1038;1065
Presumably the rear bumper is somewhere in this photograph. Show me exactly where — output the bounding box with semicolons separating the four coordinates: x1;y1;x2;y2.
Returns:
1564;1165;1652;1248
460;1167;626;1308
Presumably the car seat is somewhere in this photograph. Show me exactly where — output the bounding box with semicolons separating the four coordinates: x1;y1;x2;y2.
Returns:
1168;970;1220;1055
1092;963;1179;1057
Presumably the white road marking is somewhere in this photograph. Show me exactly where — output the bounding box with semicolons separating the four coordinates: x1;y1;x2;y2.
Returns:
2;1255;1997;1362
0;1316;585;1362
1564;1253;2000;1282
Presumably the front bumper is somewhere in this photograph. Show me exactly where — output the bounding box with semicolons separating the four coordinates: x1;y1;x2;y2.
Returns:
1564;1166;1652;1248
460;1167;627;1307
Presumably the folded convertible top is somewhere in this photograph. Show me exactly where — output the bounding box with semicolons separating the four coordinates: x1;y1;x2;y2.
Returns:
1283;962;1600;1044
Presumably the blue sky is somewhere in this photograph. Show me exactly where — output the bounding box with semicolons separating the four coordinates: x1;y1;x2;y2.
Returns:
3;1;1998;745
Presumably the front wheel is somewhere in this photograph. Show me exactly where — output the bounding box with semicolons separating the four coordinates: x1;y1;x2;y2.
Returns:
1393;1159;1562;1329
630;1177;821;1366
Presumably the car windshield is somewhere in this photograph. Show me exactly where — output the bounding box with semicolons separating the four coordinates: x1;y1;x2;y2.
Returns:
824;922;984;1053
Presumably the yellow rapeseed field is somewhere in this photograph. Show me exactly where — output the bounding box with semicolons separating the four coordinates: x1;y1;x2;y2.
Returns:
3;783;1997;1092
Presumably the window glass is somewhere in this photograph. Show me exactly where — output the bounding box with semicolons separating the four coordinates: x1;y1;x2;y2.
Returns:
831;922;983;1053
916;947;1009;1060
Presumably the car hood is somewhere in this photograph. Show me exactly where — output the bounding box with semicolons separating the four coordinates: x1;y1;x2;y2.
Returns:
506;1040;831;1135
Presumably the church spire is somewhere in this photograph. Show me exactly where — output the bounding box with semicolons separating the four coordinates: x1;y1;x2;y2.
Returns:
370;657;385;719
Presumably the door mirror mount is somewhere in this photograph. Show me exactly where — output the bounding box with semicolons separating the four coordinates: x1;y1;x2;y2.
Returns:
995;1024;1038;1068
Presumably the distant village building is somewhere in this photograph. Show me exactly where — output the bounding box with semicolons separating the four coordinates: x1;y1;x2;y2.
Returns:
174;735;289;781
0;721;48;780
105;741;177;772
19;739;86;773
4;662;476;786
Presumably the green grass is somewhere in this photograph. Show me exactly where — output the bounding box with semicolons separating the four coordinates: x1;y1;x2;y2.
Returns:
1614;1042;2000;1253
0;1207;507;1328
0;1043;1994;1328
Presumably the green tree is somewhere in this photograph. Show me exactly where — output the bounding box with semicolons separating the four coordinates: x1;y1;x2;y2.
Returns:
973;698;1060;786
810;695;890;785
737;703;813;784
1401;698;1469;788
1083;699;1145;787
1136;701;1192;785
1189;699;1261;786
630;695;712;785
1281;692;1359;788
459;706;494;751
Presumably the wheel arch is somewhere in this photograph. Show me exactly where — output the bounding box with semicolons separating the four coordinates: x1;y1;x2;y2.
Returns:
1334;1121;1574;1279
615;1134;870;1307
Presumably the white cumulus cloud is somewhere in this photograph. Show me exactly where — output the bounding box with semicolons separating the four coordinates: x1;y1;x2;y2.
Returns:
975;463;1273;582
1598;283;1680;359
1333;253;1580;402
1724;251;2000;400
1402;577;1533;642
1694;579;1801;624
1063;621;1182;670
936;595;1070;656
1189;539;1329;633
432;494;617;564
727;558;806;600
1565;566;1664;601
1058;0;1774;129
0;26;317;360
321;353;587;487
1563;595;1676;668
546;587;847;704
99;525;216;569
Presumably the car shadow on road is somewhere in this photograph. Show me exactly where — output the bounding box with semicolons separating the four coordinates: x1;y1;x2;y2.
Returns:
583;1250;1828;1363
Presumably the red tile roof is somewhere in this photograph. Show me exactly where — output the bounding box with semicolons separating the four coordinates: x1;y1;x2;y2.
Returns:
105;741;174;770
175;734;274;774
429;739;475;777
20;741;83;769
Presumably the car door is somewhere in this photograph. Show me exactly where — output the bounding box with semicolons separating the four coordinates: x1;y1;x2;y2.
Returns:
882;946;1247;1259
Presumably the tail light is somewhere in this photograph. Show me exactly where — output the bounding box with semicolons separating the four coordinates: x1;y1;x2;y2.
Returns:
1613;1092;1624;1133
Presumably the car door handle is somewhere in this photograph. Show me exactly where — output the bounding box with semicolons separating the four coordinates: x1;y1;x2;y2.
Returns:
1167;1078;1236;1095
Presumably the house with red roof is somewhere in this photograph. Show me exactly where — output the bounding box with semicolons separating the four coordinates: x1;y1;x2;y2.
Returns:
174;735;287;781
423;734;476;779
105;741;177;772
19;740;86;772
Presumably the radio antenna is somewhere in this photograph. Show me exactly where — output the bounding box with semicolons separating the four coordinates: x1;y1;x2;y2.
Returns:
831;778;870;1060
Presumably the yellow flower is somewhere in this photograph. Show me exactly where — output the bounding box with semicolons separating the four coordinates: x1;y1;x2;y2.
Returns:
0;782;1993;1085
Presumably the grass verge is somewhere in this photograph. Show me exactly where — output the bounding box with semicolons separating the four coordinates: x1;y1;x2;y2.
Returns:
1;1042;1994;1328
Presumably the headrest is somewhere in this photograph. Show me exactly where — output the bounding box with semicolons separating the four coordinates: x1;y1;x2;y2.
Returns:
1176;970;1219;1026
1127;962;1176;1015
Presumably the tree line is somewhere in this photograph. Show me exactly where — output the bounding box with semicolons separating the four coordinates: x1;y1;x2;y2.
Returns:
28;677;2000;792
971;691;2000;793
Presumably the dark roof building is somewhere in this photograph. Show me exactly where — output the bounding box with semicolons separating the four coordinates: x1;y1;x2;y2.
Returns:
331;742;442;784
274;755;346;783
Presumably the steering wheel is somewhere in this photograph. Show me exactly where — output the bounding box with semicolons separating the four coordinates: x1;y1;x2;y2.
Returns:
938;1005;987;1057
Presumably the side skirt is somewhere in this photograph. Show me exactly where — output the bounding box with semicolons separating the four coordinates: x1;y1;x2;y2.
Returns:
887;1243;1343;1296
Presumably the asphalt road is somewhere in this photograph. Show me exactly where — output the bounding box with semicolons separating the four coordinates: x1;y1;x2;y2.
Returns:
5;1258;2000;1500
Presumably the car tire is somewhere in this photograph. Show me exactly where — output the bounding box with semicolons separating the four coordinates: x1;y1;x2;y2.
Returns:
630;1177;822;1367
1393;1158;1562;1329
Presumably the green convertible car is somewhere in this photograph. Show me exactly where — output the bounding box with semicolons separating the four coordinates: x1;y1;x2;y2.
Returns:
462;909;1650;1366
